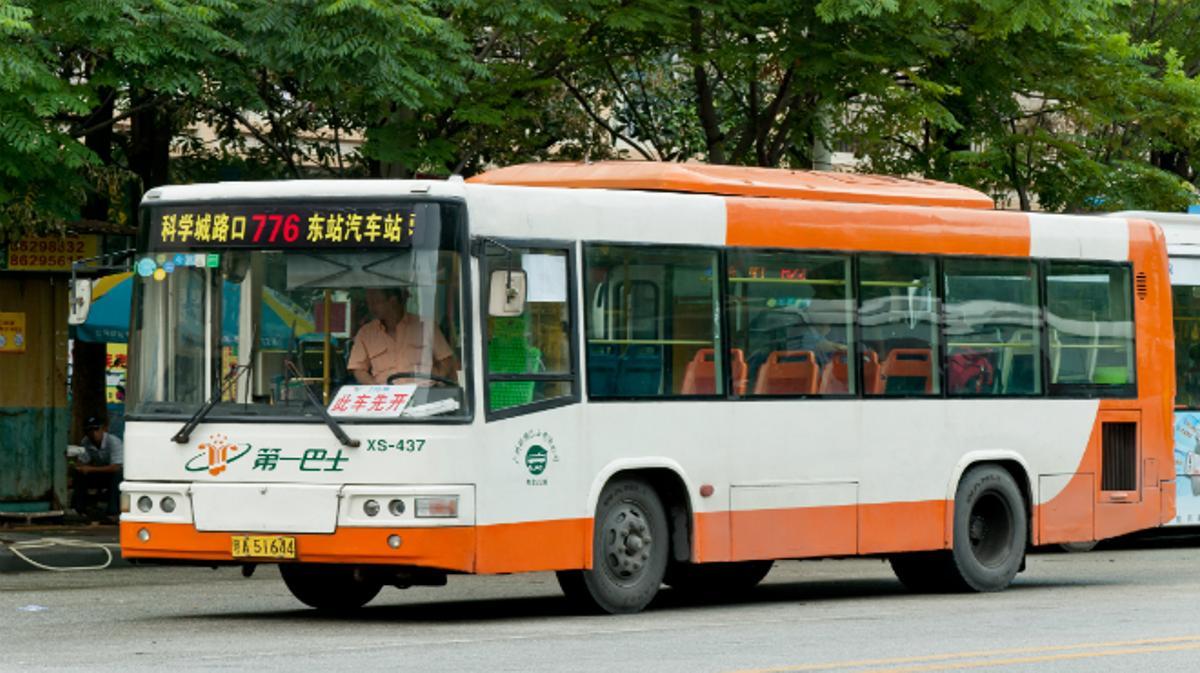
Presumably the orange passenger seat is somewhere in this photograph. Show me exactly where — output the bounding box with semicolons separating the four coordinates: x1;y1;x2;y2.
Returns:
879;348;933;394
819;350;881;394
753;350;819;395
681;348;747;395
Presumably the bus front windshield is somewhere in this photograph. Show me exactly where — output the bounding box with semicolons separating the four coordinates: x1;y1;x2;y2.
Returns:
128;201;469;422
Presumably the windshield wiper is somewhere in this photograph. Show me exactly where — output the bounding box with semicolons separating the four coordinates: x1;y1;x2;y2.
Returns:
283;360;360;448
171;363;252;444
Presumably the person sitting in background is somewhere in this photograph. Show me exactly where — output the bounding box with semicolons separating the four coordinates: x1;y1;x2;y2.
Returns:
70;416;123;521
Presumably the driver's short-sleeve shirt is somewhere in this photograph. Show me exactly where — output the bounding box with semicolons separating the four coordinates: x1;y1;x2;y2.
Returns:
348;315;454;384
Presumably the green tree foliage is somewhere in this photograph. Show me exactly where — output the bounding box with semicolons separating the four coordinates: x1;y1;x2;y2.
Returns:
838;0;1200;211
0;1;93;236
3;0;1200;240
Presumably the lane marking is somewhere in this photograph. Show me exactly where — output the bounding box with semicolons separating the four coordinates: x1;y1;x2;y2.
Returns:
728;635;1200;673
872;642;1200;672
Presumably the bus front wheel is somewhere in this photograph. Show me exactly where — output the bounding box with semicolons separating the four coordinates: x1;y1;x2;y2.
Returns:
556;478;669;614
664;560;773;596
279;563;383;612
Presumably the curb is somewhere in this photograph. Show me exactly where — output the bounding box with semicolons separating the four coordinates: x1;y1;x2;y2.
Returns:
0;539;133;573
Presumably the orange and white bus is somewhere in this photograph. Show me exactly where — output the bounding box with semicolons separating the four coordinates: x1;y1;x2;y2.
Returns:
117;162;1175;613
1110;210;1200;528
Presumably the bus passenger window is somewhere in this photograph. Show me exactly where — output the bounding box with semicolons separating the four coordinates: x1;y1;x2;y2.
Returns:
859;255;938;396
942;258;1041;396
726;250;854;396
584;245;722;398
483;244;576;415
1172;258;1200;408
1046;262;1136;396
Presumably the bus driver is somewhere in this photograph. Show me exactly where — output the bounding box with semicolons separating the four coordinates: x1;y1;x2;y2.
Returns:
348;287;458;385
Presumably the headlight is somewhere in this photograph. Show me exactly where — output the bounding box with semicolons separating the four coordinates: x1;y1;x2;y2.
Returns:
137;496;153;513
387;499;406;516
160;496;177;513
363;499;380;517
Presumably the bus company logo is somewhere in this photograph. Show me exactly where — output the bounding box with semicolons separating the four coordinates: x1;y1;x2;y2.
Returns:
184;434;252;476
512;429;558;486
525;446;548;475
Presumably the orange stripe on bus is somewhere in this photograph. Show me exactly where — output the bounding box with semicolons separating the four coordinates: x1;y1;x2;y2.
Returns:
121;519;593;575
474;518;590;574
729;505;857;559
725;199;1030;258
696;500;949;562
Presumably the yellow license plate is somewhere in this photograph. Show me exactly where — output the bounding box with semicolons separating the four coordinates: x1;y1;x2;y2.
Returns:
231;535;297;559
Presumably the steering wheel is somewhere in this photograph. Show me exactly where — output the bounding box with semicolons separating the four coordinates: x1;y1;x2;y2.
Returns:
386;371;458;387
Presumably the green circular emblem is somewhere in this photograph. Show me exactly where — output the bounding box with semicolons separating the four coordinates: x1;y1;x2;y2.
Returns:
525;445;549;475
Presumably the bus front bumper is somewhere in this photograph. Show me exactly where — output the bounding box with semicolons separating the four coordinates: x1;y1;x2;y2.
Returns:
119;481;477;572
119;521;477;573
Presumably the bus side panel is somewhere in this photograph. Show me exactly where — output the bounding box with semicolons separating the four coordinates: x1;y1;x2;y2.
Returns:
858;500;948;555
729;483;858;559
1129;219;1178;526
474;518;590;574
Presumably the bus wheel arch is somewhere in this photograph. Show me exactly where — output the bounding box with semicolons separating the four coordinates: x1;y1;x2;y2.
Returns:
585;463;696;564
949;462;1029;591
892;458;1031;593
559;466;693;614
946;453;1033;550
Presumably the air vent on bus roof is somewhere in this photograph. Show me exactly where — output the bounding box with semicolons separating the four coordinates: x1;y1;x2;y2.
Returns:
1135;272;1148;300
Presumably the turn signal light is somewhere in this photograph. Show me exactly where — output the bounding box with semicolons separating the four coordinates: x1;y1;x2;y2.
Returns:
415;496;458;518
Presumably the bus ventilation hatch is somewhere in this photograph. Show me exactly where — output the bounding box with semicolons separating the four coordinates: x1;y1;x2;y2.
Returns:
1135;272;1148;300
1101;422;1137;492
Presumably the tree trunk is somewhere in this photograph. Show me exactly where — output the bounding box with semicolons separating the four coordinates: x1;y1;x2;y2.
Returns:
129;94;174;190
689;7;725;164
71;91;116;444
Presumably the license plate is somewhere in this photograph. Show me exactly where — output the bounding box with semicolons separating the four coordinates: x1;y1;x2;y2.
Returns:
231;535;297;559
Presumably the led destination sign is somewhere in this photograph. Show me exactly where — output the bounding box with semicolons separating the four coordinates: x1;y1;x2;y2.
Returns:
147;203;433;251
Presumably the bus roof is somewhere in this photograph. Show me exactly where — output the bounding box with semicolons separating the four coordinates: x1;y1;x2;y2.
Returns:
1108;210;1200;256
469;161;996;210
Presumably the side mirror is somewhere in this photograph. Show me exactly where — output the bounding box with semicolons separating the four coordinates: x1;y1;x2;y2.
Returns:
68;279;93;326
488;269;527;317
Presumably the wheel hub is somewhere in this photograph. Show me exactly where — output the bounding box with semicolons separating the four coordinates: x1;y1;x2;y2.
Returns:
968;492;1013;568
603;504;653;581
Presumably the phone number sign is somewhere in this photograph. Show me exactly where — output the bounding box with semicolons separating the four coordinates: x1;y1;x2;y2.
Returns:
4;235;99;271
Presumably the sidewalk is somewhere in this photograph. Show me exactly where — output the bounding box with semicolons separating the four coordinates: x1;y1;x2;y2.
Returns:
0;524;131;573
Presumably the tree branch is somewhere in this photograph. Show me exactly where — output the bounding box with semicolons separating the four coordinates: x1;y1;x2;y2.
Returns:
69;96;165;139
689;6;724;164
556;74;655;160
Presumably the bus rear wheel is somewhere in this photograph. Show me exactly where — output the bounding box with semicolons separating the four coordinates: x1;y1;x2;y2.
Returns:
891;465;1026;593
556;478;669;614
279;563;383;612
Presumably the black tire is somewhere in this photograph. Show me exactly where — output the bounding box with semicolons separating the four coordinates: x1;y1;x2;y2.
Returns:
664;560;773;596
891;466;1026;593
555;478;669;614
889;551;955;593
279;563;383;612
1058;541;1097;553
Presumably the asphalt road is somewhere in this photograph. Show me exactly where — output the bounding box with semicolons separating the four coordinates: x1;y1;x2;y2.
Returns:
4;539;1200;673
